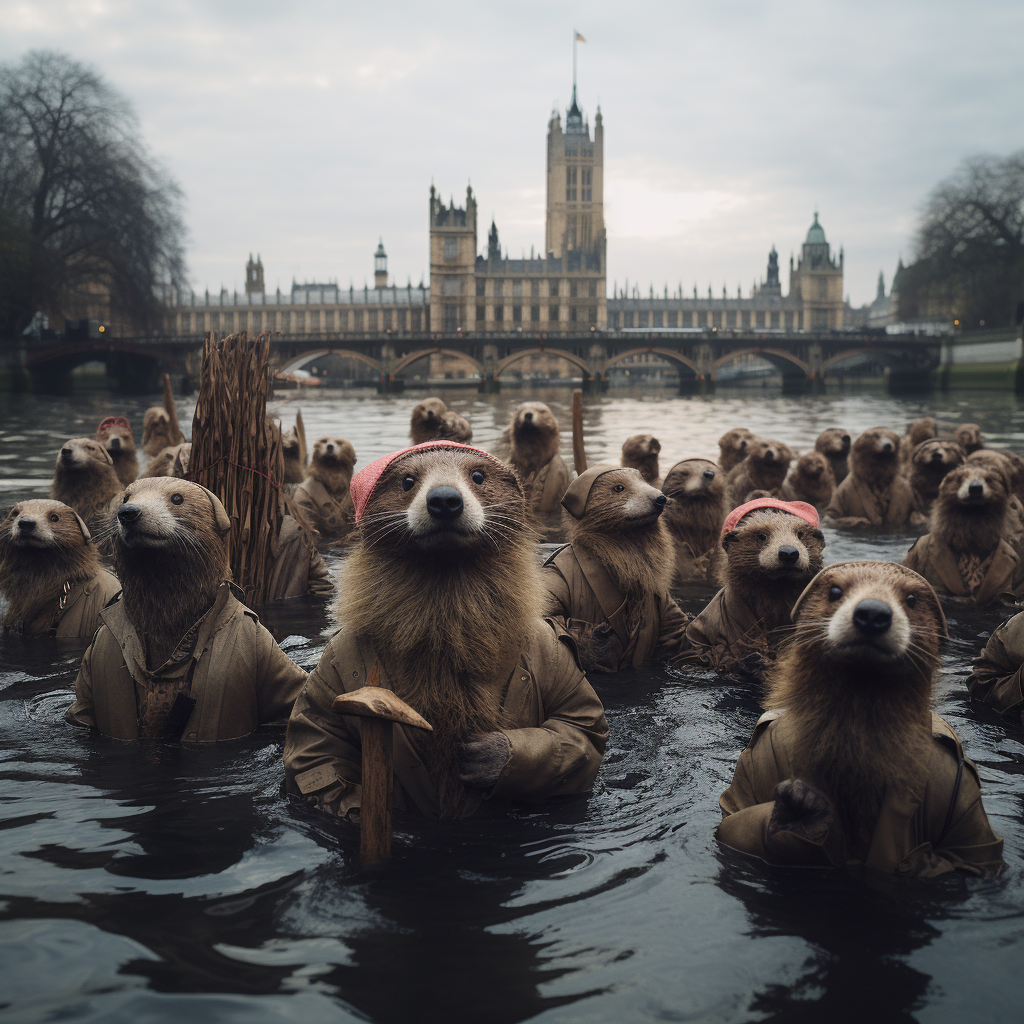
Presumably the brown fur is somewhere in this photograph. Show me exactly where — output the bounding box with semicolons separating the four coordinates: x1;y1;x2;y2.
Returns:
142;442;191;479
781;451;836;507
968;449;1024;503
899;417;938;473
721;510;825;630
50;438;123;531
307;437;357;494
338;448;540;818
661;458;727;563
929;463;1009;556
142;379;184;457
910;439;965;512
95;418;138;486
112;478;231;669
621;434;662;485
952;423;984;455
410;397;448;444
814;428;851;485
767;562;942;854
718;428;757;473
0;500;100;630
502;402;562;478
281;409;308;485
726;439;794;505
566;468;673;600
849;426;901;492
438;410;473;443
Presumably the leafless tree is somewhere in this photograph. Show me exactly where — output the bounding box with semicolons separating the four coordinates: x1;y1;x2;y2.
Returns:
0;50;187;337
900;151;1024;328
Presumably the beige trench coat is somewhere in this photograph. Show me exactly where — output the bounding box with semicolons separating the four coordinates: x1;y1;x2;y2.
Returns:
718;710;1004;878
20;570;120;638
267;516;334;601
966;610;1024;718
283;623;608;819
681;589;783;679
66;582;308;741
903;534;1023;605
293;478;352;542
826;474;914;527
542;544;690;670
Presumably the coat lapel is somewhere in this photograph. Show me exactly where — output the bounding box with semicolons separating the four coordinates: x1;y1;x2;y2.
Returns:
927;538;970;597
572;545;631;648
852;477;882;524
973;541;1018;605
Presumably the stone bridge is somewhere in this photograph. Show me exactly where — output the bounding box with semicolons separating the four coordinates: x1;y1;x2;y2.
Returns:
2;328;952;393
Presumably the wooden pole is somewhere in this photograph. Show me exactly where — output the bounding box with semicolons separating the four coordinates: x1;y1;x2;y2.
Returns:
572;388;587;474
332;663;432;864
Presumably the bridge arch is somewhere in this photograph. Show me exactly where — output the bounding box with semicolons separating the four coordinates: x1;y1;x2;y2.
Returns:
392;347;484;377
603;346;702;379
821;348;907;372
279;348;383;375
25;340;187;374
495;348;593;379
714;346;811;378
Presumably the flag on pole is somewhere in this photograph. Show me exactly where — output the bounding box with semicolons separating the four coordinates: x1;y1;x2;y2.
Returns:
575;31;586;42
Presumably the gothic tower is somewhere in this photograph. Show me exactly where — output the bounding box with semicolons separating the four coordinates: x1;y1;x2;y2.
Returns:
428;184;477;333
374;239;388;289
245;253;264;296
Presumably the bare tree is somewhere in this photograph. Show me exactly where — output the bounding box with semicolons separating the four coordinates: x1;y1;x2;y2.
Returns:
0;50;187;337
900;151;1024;328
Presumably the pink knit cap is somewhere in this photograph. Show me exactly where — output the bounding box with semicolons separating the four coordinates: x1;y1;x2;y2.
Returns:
721;497;819;541
349;441;507;522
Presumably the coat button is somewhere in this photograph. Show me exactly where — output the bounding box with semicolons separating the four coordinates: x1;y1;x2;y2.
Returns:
520;675;528;682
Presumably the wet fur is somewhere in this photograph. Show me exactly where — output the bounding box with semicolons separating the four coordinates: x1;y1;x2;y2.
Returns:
307;437;357;495
50;438;123;531
767;563;941;853
504;402;561;477
95;419;138;486
281;410;308;485
410;398;448;445
338;449;540;818
621;434;662;485
727;440;794;505
781;451;836;507
142;379;184;457
718;429;757;473
952;423;984;455
142;442;191;479
850;427;901;491
929;463;1009;556
0;500;100;630
909;439;965;511
814;429;851;485
661;459;727;569
111;478;231;668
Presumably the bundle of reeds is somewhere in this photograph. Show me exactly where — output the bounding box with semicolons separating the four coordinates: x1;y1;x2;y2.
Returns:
186;331;287;606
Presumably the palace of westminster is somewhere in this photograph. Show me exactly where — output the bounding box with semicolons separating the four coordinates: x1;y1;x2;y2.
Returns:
167;82;886;359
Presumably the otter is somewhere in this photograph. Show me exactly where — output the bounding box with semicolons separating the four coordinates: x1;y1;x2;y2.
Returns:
95;416;138;486
718;561;1003;878
621;434;662;486
141;377;184;457
0;500;120;637
826;427;913;528
908;438;966;526
898;417;938;473
543;465;690;672
967;606;1024;720
500;401;570;516
903;461;1024;605
284;440;608;820
50;437;123;534
281;409;308;486
718;428;758;473
780;450;836;508
814;429;852;485
66;477;308;741
410;397;448;445
726;439;794;505
966;449;1024;556
682;499;825;682
141;442;192;479
293;435;358;541
660;458;727;585
952;423;984;455
438;409;473;443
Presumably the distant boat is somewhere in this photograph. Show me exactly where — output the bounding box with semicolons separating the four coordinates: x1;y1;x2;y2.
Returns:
273;368;322;390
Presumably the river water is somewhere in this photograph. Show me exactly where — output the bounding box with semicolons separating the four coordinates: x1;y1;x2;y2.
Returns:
1;384;1022;1023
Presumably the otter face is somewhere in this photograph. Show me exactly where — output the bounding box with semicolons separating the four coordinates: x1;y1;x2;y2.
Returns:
853;427;900;463
794;562;943;669
3;500;90;549
815;428;851;457
662;459;720;499
953;423;984;453
748;439;793;468
57;437;114;471
282;431;302;459
940;463;1008;510
364;448;523;554
968;450;1023;493
906;418;937;446
722;510;825;577
719;428;756;464
576;468;668;536
312;436;356;471
622;434;661;460
115;479;229;550
912;439;964;475
95;416;134;454
796;451;829;480
438;410;472;443
512;401;559;440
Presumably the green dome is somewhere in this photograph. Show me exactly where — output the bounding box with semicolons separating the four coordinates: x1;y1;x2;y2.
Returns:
806;213;826;244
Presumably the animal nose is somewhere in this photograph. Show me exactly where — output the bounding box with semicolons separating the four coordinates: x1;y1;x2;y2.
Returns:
764;449;775;461
968;482;984;498
702;469;715;481
842;435;850;444
653;494;667;510
852;599;893;636
931;451;943;463
17;517;36;532
60;447;73;461
778;545;800;564
326;443;334;452
882;441;893;452
109;437;121;449
523;411;533;422
426;486;463;520
117;503;141;524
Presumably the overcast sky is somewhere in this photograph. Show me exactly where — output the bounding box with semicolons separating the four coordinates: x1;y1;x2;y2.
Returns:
4;1;1021;306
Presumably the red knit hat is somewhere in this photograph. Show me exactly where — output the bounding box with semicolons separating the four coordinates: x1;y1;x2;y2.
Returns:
349;441;507;522
721;497;819;541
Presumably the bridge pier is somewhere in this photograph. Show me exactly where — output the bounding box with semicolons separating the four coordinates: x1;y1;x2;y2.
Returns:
478;374;501;393
582;375;607;395
376;375;405;394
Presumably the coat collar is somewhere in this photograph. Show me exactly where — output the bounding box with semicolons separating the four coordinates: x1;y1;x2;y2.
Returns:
569;544;631;649
925;535;1018;603
851;475;883;524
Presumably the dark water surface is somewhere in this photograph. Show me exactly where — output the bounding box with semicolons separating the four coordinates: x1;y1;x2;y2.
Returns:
1;385;1023;1023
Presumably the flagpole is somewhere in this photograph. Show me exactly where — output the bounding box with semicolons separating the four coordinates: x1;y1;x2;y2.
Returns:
572;28;577;102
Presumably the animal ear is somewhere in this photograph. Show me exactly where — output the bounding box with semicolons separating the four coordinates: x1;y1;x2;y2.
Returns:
72;511;92;541
200;487;232;536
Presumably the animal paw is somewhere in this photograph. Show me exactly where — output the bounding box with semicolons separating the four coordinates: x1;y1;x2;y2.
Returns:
768;778;836;843
457;732;512;789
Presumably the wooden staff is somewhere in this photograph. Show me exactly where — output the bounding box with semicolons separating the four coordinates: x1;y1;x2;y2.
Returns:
332;663;432;863
571;388;587;474
163;373;183;445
